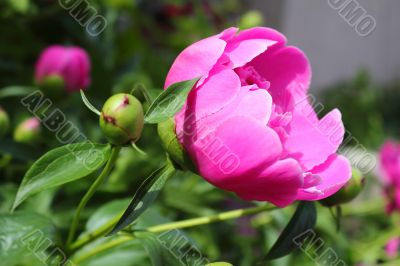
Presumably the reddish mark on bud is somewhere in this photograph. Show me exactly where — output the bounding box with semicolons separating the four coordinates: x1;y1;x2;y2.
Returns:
103;114;116;125
123;95;130;105
115;95;130;111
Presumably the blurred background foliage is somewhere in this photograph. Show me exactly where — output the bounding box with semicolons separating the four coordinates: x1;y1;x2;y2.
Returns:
0;0;399;265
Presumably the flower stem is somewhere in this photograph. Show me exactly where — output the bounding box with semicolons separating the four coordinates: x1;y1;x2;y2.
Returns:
69;212;123;251
148;204;276;233
66;146;121;248
71;204;277;263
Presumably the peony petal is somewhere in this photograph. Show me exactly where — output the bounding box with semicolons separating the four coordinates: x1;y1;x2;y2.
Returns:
233;27;287;47
216;27;238;41
250;46;311;112
284;109;345;170
235;158;303;207
194;85;273;130
379;140;400;186
296;155;351;201
35;45;66;81
187;116;282;187
226;39;276;68
385;238;400;258
175;68;241;140
62;48;91;92
164;37;227;88
233;86;272;124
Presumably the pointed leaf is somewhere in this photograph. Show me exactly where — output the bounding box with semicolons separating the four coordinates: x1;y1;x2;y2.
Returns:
265;202;317;260
107;158;176;235
144;78;199;124
12;143;111;210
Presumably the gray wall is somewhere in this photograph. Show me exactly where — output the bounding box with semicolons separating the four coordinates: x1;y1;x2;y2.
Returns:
249;0;400;91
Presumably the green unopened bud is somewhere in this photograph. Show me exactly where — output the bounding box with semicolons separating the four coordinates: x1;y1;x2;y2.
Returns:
38;74;66;100
14;117;41;144
239;11;264;29
100;93;144;145
320;168;365;207
158;118;196;172
0;106;10;138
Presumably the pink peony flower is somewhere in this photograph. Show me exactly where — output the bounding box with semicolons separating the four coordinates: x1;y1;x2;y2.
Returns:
164;27;351;207
385;237;400;258
35;45;91;93
379;140;400;213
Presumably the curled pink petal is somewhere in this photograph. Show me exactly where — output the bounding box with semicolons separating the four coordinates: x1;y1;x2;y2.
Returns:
296;155;352;201
164;37;227;88
250;46;311;112
284;109;345;170
236;159;303;207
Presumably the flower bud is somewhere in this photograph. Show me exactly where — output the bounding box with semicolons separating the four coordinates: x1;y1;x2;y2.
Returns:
100;93;144;145
38;74;66;100
320;168;365;207
13;117;41;144
0;106;10;138
35;45;91;93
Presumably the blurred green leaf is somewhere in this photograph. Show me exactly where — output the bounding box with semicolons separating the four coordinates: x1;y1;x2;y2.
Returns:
136;231;184;266
108;158;176;235
6;0;30;13
12;143;112;211
0;211;57;266
0;86;35;99
265;202;317;261
144;78;199;124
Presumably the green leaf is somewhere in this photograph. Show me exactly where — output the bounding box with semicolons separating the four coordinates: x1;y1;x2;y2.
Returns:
0;211;58;266
85;199;130;233
12;143;112;211
144;78;199;124
265;202;317;260
0;86;35;98
107;158;176;235
75;238;148;266
136;232;184;266
80;90;101;116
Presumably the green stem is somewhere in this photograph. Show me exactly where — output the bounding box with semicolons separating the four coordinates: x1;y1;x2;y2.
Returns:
71;204;276;264
69;212;123;251
148;204;276;232
66;146;121;248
